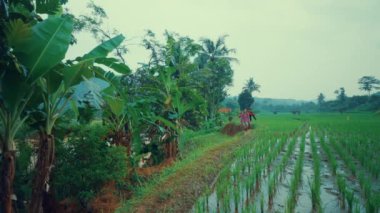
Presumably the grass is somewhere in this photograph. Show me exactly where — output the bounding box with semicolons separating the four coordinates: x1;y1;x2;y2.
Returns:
118;129;253;212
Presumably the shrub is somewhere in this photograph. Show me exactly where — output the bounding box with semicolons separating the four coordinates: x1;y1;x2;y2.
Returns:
52;124;127;207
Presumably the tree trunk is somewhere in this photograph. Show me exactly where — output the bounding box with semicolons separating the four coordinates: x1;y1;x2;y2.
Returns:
0;151;15;213
29;133;55;213
112;130;131;155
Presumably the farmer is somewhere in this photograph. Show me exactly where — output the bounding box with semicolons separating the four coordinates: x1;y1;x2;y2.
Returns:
247;109;257;129
239;109;250;130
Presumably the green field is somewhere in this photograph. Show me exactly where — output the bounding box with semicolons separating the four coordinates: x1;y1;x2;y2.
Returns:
194;113;380;213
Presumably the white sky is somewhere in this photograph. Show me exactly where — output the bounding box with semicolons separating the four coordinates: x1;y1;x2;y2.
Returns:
65;0;380;100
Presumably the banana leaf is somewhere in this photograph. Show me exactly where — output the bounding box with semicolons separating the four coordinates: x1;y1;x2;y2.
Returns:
12;16;73;84
82;34;125;60
95;57;131;75
103;95;125;117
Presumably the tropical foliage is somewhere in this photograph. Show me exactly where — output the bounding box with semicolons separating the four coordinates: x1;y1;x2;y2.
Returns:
0;1;236;212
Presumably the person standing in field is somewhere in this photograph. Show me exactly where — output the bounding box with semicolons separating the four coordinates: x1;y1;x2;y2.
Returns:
247;109;256;129
239;109;250;130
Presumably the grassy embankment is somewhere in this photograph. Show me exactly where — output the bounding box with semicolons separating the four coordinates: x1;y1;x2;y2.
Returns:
118;125;255;212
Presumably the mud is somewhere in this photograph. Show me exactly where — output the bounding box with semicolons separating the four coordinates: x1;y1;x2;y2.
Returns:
221;123;244;136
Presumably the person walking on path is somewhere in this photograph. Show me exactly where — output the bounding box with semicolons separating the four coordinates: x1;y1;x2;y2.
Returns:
239;109;250;131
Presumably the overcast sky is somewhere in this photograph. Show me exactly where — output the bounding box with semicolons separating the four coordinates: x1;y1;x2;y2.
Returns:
65;0;380;100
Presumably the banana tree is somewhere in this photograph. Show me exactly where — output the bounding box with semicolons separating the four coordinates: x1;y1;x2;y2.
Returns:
140;32;207;159
95;68;143;157
153;67;200;159
28;34;128;212
1;14;73;213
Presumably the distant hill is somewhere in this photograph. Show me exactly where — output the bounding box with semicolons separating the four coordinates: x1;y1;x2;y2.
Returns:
221;96;315;113
255;97;310;106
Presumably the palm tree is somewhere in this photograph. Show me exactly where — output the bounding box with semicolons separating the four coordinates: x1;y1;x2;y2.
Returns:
196;35;237;119
198;35;238;66
243;78;261;94
358;76;380;97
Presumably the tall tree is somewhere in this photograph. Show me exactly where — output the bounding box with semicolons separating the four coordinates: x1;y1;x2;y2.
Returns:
196;35;237;119
238;89;254;110
358;76;380;96
317;93;325;106
243;77;261;94
137;32;208;159
335;87;346;103
317;93;325;111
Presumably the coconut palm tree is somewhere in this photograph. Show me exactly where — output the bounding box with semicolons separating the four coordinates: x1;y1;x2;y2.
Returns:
198;35;237;65
196;35;237;120
243;77;261;94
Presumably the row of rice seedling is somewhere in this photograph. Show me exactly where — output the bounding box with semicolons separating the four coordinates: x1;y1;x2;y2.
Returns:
318;132;361;212
234;136;285;211
309;132;321;212
329;136;357;176
338;135;380;179
319;127;380;213
194;135;278;212
319;134;337;175
328;134;380;212
286;134;306;212
194;129;301;212
267;136;298;209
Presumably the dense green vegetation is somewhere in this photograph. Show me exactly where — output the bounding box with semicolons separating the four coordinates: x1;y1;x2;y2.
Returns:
0;0;236;212
1;1;379;213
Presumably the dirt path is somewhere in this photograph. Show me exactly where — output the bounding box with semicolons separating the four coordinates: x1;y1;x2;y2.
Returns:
124;131;255;213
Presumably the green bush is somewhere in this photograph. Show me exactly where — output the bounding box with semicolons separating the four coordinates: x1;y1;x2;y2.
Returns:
52;124;127;207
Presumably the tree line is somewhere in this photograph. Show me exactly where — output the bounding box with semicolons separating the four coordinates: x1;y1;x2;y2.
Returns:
317;76;380;113
223;76;380;114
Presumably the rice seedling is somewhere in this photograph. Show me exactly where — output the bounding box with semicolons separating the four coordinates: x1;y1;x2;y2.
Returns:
193;113;379;213
310;133;322;212
346;189;355;212
286;136;306;212
337;174;346;209
320;136;337;175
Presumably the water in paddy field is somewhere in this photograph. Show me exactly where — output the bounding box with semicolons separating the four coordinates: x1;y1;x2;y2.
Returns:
315;137;341;212
294;133;313;213
272;137;302;213
192;127;377;213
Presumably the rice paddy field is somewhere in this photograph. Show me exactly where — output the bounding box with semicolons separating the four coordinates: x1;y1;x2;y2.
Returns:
193;113;380;213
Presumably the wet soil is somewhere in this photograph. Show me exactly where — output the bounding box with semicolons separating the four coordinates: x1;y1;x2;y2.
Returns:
271;136;302;212
315;137;341;212
294;135;313;213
